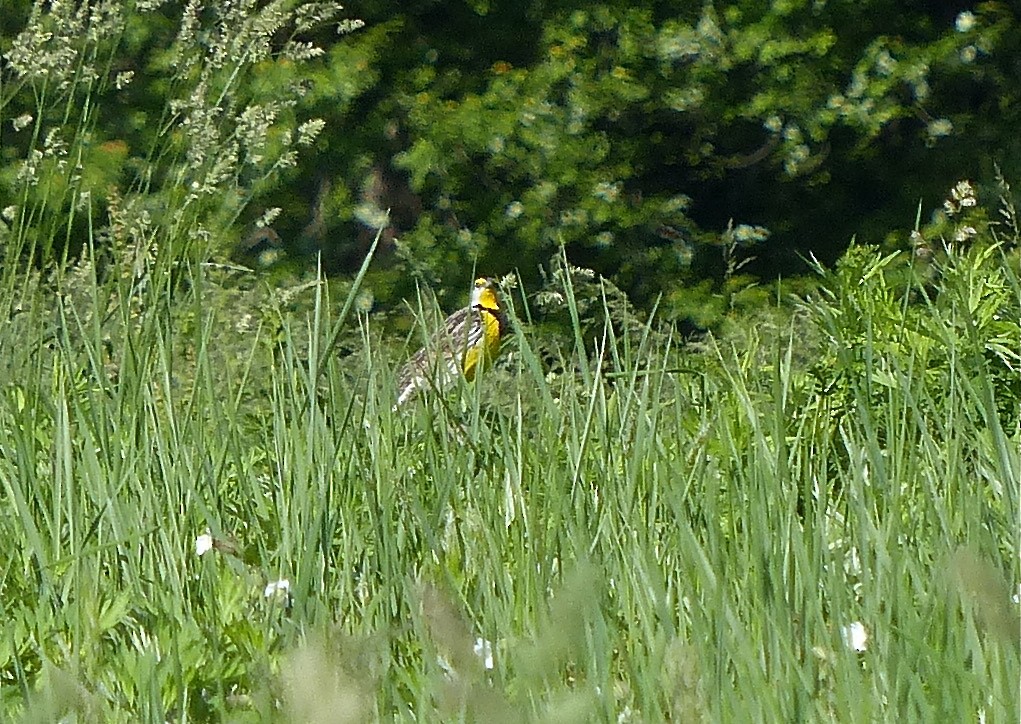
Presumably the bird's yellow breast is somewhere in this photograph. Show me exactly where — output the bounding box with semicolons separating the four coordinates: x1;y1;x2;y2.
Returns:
462;307;502;381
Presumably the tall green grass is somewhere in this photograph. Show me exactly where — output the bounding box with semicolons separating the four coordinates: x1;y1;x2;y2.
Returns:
0;234;1017;721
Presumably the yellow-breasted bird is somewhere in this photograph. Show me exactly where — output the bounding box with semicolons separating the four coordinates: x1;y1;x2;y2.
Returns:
395;277;507;407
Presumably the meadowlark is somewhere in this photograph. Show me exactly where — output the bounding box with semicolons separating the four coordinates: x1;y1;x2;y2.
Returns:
395;277;507;407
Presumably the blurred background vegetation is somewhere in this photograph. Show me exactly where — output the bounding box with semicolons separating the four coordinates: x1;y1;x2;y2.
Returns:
1;0;1018;327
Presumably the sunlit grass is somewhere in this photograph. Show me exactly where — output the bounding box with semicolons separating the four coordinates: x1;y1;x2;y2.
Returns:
0;235;1017;721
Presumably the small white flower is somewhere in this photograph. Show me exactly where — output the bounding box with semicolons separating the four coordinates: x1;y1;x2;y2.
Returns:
474;637;494;670
195;533;214;556
953;226;977;243
12;114;33;131
927;118;954;139
295;118;325;146
912;78;930;102
257;248;281;267
337;18;365;34
955;11;976;33
951;180;975;201
264;578;291;598
841;621;868;652
733;224;770;244
505;201;524;219
256;207;281;228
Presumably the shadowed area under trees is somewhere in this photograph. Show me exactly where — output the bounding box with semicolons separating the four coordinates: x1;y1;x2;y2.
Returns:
264;0;1020;323
3;0;1018;327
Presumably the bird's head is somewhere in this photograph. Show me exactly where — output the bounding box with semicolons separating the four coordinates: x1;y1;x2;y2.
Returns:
470;277;500;312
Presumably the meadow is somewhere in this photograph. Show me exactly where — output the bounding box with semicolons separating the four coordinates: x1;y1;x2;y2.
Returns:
0;228;1017;721
0;2;1018;719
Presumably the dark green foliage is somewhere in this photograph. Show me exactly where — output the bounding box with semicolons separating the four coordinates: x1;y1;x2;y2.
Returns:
302;0;1020;326
3;2;1020;330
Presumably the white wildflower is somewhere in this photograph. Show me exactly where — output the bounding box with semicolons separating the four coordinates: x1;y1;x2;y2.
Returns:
277;149;298;169
258;248;282;267
733;224;770;244
256;207;282;228
282;41;324;62
264;579;291;598
927;118;953;140
296;118;326;146
474;638;494;670
43;128;68;157
841;621;868;652
912;78;930;102
337;18;365;34
195;533;214;556
952;180;977;205
16;149;44;186
657;25;701;63
955;11;976;33
294;3;342;32
953;226;977;243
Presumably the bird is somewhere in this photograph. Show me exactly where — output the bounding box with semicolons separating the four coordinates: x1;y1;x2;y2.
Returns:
395;277;507;407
